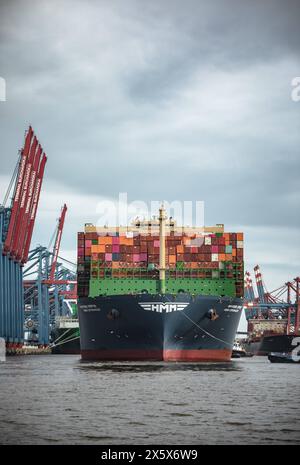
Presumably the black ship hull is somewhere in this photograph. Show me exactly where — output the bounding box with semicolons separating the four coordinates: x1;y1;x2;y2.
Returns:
268;352;300;363
259;334;297;355
78;293;242;362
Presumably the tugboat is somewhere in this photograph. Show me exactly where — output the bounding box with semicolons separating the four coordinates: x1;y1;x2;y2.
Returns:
231;340;247;358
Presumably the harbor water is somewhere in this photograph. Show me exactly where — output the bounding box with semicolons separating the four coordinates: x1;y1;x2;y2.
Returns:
0;355;299;445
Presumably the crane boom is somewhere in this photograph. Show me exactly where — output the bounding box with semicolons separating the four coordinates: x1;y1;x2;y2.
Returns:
10;135;38;257
4;126;33;253
254;264;266;303
15;143;42;260
21;154;47;264
49;204;67;281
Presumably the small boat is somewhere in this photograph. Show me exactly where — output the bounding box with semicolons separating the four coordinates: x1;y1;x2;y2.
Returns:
231;340;246;358
268;352;300;363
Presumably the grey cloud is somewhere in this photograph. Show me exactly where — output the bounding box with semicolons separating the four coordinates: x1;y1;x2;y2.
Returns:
0;0;299;288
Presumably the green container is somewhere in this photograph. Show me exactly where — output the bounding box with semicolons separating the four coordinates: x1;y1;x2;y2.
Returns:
147;263;156;270
176;261;184;270
225;245;232;253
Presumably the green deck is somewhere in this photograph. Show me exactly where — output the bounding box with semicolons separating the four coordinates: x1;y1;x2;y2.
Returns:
88;261;243;298
89;277;236;297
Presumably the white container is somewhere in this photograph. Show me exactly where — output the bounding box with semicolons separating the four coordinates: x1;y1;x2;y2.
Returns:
212;253;219;261
237;241;243;248
205;237;211;245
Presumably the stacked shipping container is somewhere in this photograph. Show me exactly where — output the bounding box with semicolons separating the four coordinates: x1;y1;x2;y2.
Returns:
77;226;244;298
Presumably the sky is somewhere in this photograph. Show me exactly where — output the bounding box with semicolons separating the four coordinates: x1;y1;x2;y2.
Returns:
0;0;299;306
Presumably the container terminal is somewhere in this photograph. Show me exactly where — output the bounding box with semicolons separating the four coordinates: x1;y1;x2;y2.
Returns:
0;127;299;358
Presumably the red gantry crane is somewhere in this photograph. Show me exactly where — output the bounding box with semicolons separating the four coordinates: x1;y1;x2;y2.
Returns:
1;126;47;350
3;126;47;264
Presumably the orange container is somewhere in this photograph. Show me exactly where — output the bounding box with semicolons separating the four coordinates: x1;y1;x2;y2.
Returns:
124;238;134;246
176;245;184;254
169;255;176;264
232;249;236;257
237;233;243;241
219;253;226;261
226;253;232;260
98;236;112;245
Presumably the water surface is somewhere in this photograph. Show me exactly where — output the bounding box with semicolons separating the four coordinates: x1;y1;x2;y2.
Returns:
0;355;299;444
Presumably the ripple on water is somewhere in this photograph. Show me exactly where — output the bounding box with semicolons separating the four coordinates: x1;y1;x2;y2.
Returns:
0;355;299;445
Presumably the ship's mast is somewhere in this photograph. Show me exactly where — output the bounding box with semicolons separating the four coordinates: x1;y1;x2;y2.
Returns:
159;204;166;294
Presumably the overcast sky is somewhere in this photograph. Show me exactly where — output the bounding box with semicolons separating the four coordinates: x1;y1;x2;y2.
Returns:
0;0;299;300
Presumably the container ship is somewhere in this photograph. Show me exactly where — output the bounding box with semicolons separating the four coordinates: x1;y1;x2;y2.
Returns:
245;320;299;355
244;270;300;355
78;207;244;361
246;301;300;356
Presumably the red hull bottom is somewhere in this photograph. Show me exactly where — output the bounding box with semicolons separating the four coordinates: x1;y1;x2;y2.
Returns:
81;349;232;362
164;349;232;362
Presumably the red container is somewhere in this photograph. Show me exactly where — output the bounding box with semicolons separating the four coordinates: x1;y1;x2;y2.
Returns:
237;250;243;259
